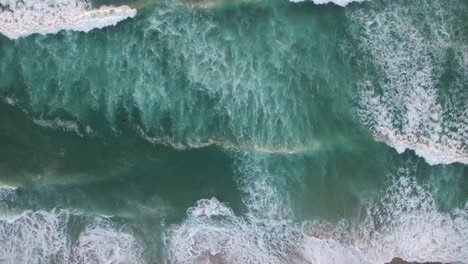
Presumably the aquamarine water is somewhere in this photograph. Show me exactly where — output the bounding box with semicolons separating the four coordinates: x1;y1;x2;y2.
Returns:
0;0;467;263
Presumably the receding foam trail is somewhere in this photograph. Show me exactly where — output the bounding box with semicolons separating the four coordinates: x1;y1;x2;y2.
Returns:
0;0;136;39
349;0;468;165
289;0;365;7
167;154;468;264
33;118;83;136
0;210;145;264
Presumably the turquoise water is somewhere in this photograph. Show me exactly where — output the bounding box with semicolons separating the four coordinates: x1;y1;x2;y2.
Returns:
0;0;467;263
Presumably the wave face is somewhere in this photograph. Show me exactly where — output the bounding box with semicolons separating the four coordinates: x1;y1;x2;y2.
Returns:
349;0;468;165
0;0;136;39
0;1;358;152
168;197;372;264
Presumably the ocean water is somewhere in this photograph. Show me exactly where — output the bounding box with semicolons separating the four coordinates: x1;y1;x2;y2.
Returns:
0;0;467;263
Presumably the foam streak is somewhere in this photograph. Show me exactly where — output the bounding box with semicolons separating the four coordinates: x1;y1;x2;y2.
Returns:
0;0;136;39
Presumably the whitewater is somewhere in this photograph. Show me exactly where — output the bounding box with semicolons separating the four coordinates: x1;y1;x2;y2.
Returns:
0;0;136;39
288;0;365;7
0;0;466;263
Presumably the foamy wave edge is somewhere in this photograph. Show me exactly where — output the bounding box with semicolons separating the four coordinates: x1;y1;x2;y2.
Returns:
167;167;468;264
0;209;145;263
374;134;468;165
288;0;365;7
0;5;137;39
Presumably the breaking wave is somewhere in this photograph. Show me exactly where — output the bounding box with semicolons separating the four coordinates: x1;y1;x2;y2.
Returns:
0;185;16;202
167;155;468;264
289;0;365;7
349;0;468;165
0;0;136;39
0;210;145;264
355;169;468;263
1;1;355;152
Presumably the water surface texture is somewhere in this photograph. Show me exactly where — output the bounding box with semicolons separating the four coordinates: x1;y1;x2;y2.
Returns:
0;0;467;263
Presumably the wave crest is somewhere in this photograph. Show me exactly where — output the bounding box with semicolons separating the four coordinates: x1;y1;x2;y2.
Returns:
289;0;365;7
0;210;145;264
0;0;136;39
349;0;468;165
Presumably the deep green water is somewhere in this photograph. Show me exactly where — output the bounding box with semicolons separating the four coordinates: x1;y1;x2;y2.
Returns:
0;0;467;263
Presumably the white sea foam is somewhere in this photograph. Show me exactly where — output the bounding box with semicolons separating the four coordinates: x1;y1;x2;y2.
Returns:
355;169;468;263
289;0;365;7
0;0;136;39
168;198;372;264
33;117;83;136
168;186;468;264
0;184;18;196
0;210;145;264
167;154;366;264
0;210;71;263
137;126;316;154
73;218;144;264
350;0;468;165
3;97;17;106
0;185;17;217
167;156;468;264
